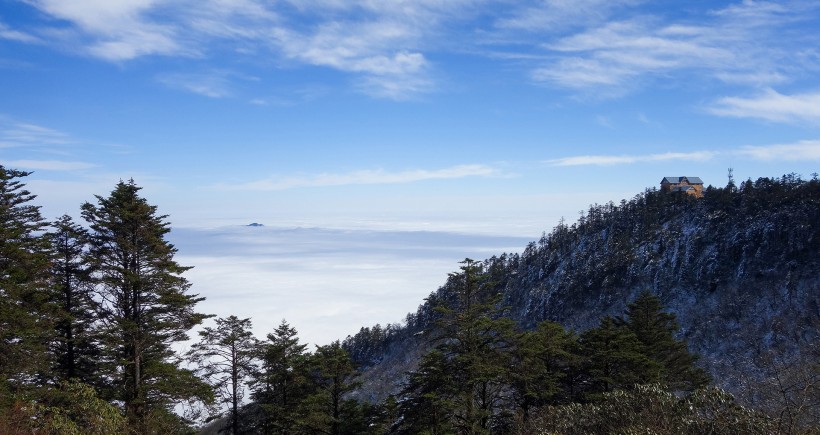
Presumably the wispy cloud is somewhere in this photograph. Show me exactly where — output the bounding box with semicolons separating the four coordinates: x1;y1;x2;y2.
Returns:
528;1;816;95
707;88;820;124
547;139;820;166
16;0;820;101
29;0;187;61
737;140;820;161
3;159;96;171
0;118;73;148
215;164;501;191
546;151;716;166
24;0;448;99
0;22;40;43
156;70;259;98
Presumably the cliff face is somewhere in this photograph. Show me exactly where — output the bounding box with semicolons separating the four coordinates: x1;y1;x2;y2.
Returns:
347;175;820;403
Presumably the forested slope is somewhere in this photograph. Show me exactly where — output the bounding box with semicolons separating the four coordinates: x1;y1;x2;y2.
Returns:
346;174;820;407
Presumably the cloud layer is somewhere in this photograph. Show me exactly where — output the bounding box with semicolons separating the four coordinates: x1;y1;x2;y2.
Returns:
7;1;818;105
215;164;502;191
547;140;820;166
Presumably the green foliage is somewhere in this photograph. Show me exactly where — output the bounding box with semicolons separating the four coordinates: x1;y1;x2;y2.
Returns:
251;319;311;434
617;291;711;391
399;259;517;434
509;321;577;418
516;384;777;435
12;381;128;435
395;349;456;434
188;316;257;434
579;316;657;396
47;214;101;385
0;166;56;402
298;341;362;435
81;180;212;432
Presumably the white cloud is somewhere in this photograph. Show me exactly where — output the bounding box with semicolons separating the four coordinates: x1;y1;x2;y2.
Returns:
270;20;434;99
3;159;95;171
546;139;820;166
546;151;715;166
0;22;40;43
215;164;501;191
707;88;820;124
156;70;253;98
528;1;817;95
173;225;531;346
30;0;186;61
736;140;820;161
495;0;643;33
0;119;73;148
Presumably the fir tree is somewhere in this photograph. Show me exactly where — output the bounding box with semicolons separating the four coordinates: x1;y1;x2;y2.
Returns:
188;315;258;435
617;291;711;391
400;259;516;434
47;214;100;385
579;316;656;396
509;320;575;421
298;341;361;435
81;179;212;432
395;349;455;434
0;166;55;403
251;319;310;434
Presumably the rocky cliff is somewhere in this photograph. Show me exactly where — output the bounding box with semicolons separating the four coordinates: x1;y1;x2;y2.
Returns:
345;174;820;406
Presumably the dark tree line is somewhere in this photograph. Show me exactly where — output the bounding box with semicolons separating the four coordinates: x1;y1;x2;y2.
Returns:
1;167;213;433
2;165;816;434
390;259;711;434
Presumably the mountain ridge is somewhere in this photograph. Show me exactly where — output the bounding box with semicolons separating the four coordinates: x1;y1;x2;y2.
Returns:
344;174;820;407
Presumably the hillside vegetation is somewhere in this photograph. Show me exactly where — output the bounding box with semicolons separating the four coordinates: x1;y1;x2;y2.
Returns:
344;174;820;430
2;164;817;434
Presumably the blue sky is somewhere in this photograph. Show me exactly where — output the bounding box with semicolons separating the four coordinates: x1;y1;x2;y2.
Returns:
2;0;820;343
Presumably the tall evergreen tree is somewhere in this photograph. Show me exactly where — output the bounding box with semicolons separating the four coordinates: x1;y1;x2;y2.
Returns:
251;319;310;434
298;341;361;435
400;259;516;434
617;291;711;390
188;315;258;435
579;316;656;396
0;166;55;403
395;349;455;434
509;320;575;421
47;214;100;385
81;179;211;432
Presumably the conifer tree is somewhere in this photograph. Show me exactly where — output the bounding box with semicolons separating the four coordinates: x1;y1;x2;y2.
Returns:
0;166;55;403
400;259;516;434
617;291;710;390
252;319;310;434
47;214;100;385
579;316;656;396
509;320;575;420
188;315;257;435
81;180;211;432
298;341;361;435
395;349;455;434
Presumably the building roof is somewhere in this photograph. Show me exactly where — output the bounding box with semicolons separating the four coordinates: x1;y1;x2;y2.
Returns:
661;176;703;185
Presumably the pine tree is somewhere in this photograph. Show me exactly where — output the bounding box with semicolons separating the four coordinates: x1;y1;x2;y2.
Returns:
400;259;516;434
395;349;455;434
81;179;211;432
509;320;575;420
617;291;710;391
251;319;310;434
298;341;361;435
0;166;55;403
188;315;258;435
47;214;100;385
579;316;656;396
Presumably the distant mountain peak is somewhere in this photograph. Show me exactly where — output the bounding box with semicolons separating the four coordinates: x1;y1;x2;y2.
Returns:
247;222;264;227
